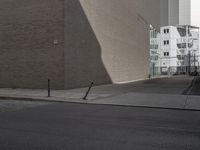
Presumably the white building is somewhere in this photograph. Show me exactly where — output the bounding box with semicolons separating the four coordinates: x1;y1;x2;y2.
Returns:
160;26;177;74
150;28;161;76
161;0;200;27
159;0;200;75
159;25;199;74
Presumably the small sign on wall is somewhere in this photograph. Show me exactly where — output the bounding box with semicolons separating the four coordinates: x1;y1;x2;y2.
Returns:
53;40;58;45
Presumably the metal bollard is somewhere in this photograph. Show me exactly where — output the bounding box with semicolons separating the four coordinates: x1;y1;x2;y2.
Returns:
48;79;51;97
83;82;94;100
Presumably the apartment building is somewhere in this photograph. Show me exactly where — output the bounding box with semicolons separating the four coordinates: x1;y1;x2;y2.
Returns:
150;28;161;76
160;25;199;74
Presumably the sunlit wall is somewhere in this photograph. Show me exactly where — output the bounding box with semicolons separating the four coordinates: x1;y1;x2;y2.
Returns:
191;0;200;27
64;0;161;88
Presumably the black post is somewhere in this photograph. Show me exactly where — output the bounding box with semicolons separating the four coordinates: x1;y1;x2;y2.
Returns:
188;52;191;75
153;63;155;77
83;82;94;100
194;53;196;70
48;79;51;97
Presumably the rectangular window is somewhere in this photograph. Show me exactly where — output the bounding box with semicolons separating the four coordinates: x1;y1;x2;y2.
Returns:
164;29;169;34
164;52;169;57
164;40;169;45
167;40;169;44
167;29;169;33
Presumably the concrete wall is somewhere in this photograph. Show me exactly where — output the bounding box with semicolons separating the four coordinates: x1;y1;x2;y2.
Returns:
64;0;160;89
168;0;179;26
64;0;111;89
0;0;161;89
160;0;169;26
191;0;200;27
161;0;189;26
179;0;191;25
0;0;65;89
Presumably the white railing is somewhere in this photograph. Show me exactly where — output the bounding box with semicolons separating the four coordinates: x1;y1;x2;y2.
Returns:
177;49;186;55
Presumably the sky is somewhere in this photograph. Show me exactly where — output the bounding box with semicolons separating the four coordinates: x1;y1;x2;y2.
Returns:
191;0;200;27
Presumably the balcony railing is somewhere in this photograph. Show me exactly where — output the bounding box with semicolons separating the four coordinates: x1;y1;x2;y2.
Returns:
177;60;186;66
177;49;186;55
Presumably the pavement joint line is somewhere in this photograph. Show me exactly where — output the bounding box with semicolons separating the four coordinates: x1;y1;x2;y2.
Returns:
0;95;83;103
182;76;196;95
183;95;189;109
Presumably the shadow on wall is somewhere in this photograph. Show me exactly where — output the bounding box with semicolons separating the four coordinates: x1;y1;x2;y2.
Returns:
64;0;112;89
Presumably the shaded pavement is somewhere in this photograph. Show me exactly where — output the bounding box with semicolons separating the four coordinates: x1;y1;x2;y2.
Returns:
0;76;200;110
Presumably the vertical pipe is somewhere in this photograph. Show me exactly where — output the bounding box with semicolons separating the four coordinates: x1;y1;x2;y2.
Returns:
194;53;196;68
189;51;191;75
48;79;50;97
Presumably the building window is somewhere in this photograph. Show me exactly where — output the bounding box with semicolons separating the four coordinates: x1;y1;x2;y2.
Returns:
164;29;169;34
164;52;169;57
164;40;169;45
167;40;169;45
167;29;169;33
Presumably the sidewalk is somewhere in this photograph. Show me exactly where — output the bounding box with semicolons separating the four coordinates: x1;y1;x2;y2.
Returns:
0;76;199;110
90;92;200;110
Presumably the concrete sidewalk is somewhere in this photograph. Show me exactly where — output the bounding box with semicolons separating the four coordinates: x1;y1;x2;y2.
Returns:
90;92;200;110
0;76;199;110
0;85;115;102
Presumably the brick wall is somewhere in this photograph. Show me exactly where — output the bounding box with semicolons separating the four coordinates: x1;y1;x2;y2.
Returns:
0;0;64;89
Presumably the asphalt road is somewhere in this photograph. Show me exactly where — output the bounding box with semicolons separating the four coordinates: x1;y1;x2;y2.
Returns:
0;100;200;150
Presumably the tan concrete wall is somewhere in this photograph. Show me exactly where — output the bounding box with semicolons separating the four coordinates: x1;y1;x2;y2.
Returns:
64;0;160;88
0;0;65;89
160;0;169;26
179;0;191;25
168;0;179;26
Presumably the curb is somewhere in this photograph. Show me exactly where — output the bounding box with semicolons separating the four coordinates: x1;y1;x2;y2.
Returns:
1;95;200;112
89;102;200;112
0;95;87;104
